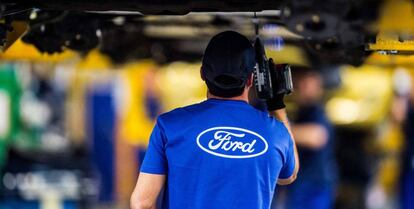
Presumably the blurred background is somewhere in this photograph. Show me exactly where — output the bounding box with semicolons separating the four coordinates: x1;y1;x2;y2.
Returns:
0;0;414;209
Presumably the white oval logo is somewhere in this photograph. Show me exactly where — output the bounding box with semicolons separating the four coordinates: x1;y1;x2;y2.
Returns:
196;126;268;159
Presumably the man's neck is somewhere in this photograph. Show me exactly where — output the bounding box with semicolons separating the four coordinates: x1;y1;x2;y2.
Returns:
207;91;249;103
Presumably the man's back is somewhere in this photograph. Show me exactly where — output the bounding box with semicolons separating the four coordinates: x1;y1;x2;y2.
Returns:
141;99;295;209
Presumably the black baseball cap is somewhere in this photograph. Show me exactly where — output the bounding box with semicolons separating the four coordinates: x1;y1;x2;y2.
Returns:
201;31;255;97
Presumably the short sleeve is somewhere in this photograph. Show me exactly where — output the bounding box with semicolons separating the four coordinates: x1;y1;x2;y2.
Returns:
279;133;295;179
140;119;168;174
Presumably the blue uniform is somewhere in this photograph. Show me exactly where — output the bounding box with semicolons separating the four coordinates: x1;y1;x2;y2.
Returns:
285;104;337;209
401;102;414;209
141;98;295;209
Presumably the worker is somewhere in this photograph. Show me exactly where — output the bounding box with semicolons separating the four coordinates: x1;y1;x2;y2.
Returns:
401;100;414;209
392;70;414;209
130;31;299;209
283;67;337;209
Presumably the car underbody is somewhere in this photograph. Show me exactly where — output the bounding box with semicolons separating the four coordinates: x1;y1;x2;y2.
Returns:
0;0;409;67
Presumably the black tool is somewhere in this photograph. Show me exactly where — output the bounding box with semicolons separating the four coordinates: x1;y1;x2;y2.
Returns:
253;13;293;100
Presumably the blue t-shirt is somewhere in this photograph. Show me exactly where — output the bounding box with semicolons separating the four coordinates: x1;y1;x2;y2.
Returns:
141;98;295;209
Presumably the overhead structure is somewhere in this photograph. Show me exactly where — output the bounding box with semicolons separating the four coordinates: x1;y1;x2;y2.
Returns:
367;0;414;55
2;0;414;68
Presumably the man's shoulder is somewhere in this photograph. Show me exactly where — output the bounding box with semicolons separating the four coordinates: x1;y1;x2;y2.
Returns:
158;101;206;122
264;117;291;145
257;111;285;128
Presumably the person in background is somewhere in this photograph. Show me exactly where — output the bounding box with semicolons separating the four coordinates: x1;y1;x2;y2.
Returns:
391;69;414;209
400;99;414;209
283;67;337;209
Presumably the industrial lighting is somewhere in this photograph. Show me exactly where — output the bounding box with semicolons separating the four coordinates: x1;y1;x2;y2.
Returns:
326;98;360;124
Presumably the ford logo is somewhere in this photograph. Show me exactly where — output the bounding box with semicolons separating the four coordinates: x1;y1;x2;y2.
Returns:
196;126;268;159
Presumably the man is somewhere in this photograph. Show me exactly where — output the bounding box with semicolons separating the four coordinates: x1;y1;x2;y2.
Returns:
401;101;414;209
130;31;299;209
283;67;337;209
391;70;414;209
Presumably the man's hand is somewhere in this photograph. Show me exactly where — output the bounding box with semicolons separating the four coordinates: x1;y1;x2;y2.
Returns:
266;93;286;111
265;65;285;111
291;124;328;150
130;173;166;209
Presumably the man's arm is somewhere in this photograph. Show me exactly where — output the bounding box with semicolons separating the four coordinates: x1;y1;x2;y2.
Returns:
291;124;328;150
130;173;166;209
270;108;300;185
131;119;168;209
